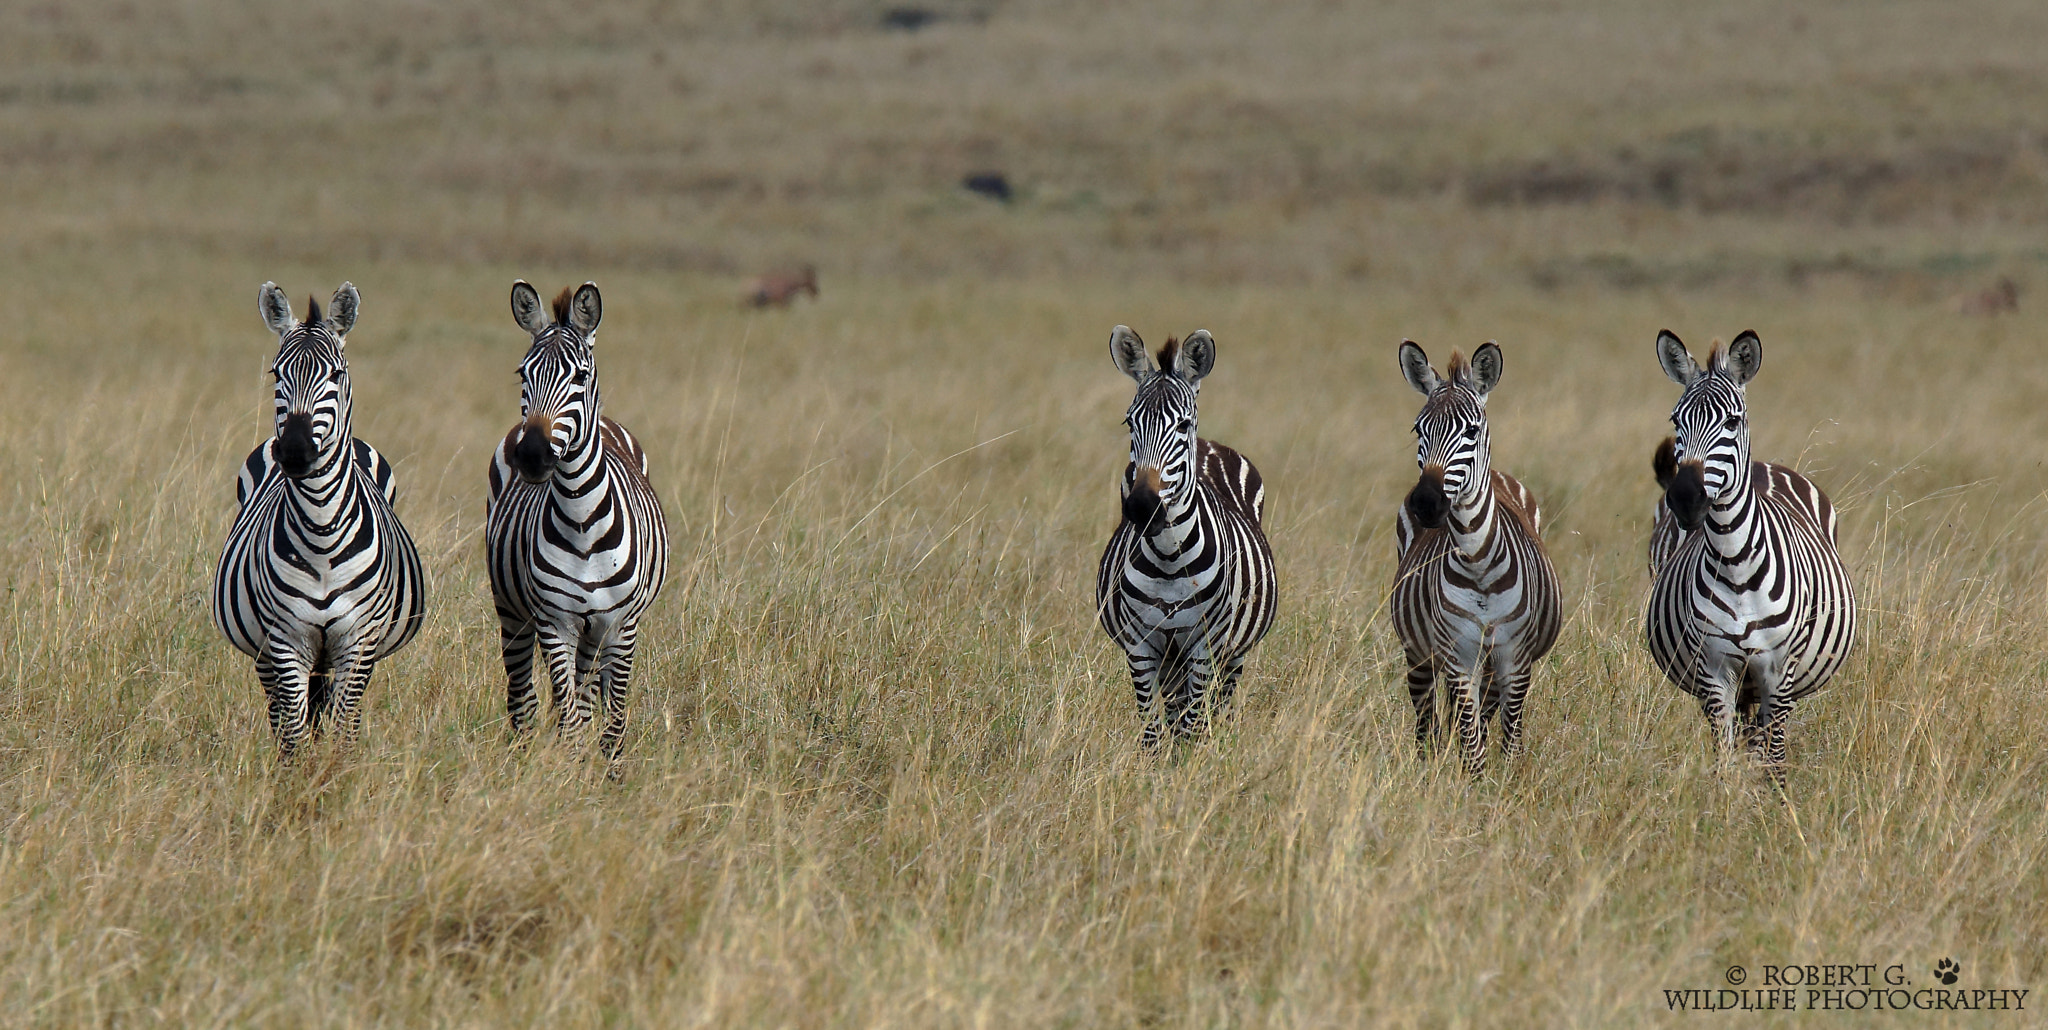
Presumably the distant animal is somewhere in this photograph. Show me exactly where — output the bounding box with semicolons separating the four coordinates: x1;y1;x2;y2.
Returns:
745;265;818;308
487;281;669;765
1097;326;1277;747
1950;277;2018;316
1389;341;1561;775
1644;330;1856;783
962;172;1012;202
212;282;425;758
881;6;937;30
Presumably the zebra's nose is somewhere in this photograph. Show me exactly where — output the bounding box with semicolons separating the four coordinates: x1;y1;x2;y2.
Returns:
1405;469;1448;530
1123;465;1164;528
511;414;557;482
1666;459;1709;531
277;413;317;477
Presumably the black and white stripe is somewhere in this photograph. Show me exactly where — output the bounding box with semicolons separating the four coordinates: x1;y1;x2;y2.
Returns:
486;281;668;762
1096;326;1277;747
1390;342;1561;775
212;282;425;756
1645;329;1856;778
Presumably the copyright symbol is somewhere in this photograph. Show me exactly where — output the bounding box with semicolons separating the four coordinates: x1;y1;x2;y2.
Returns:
1726;966;1747;985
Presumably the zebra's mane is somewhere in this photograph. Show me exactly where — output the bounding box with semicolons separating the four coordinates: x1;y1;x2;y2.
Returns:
304;295;323;326
1156;336;1180;372
1444;349;1469;386
551;286;575;324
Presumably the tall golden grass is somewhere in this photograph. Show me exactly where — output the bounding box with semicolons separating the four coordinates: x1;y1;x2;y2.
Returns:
3;1;2046;1026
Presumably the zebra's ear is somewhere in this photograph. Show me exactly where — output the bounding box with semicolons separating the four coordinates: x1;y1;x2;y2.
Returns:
328;282;359;337
1109;325;1153;381
568;282;602;334
1656;329;1698;387
1398;340;1439;395
1725;330;1762;385
259;282;294;335
510;281;548;334
1176;330;1216;383
1469;341;1503;397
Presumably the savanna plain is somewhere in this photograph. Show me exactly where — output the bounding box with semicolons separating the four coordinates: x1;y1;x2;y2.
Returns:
3;1;2047;1026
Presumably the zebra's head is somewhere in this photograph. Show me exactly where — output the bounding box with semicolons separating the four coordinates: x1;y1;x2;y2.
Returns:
259;282;358;479
507;280;603;484
1110;325;1214;531
1398;340;1501;530
1656;329;1762;531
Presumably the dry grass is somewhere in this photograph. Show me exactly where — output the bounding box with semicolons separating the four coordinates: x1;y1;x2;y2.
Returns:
2;1;2046;1026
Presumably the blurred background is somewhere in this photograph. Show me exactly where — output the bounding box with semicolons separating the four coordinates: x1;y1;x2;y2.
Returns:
5;0;2044;294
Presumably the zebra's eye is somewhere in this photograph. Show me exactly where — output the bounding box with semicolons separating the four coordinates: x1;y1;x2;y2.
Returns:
1177;418;1194;433
571;368;588;386
1723;413;1743;430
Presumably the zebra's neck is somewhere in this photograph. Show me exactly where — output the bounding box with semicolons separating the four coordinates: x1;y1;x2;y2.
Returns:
1445;453;1496;559
1703;456;1762;557
283;415;356;520
549;410;611;505
1138;465;1207;559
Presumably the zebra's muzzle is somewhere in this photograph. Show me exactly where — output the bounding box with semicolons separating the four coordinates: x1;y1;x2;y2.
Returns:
277;413;317;478
1405;469;1449;530
510;415;557;483
1122;464;1165;529
1666;459;1708;531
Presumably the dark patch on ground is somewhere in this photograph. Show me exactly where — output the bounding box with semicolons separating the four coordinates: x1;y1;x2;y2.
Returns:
1466;128;2048;223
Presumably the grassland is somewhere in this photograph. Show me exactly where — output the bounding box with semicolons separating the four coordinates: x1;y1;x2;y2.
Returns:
3;1;2047;1026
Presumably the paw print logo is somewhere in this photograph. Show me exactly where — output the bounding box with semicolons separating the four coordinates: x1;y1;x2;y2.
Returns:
1934;958;1960;985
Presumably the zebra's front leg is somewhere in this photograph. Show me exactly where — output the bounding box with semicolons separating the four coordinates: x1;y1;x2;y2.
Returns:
1497;663;1535;762
258;642;316;760
1754;694;1793;790
535;624;586;742
1170;652;1220;740
324;641;381;755
1403;649;1439;752
500;615;542;737
1447;667;1487;777
1692;667;1740;759
595;625;641;766
1125;648;1167;749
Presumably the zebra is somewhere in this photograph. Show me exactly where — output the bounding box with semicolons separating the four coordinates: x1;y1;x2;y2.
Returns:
1644;329;1856;779
1390;341;1561;775
212;282;426;757
486;281;669;764
1096;326;1277;747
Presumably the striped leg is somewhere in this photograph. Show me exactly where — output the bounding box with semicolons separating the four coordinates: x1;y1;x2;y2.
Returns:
1497;665;1534;761
259;642;316;759
1749;691;1793;790
1404;649;1439;751
1449;668;1487;776
1170;653;1219;740
537;624;586;740
325;643;379;754
1126;649;1167;749
1206;653;1249;726
595;629;639;764
501;617;543;735
1694;657;1741;757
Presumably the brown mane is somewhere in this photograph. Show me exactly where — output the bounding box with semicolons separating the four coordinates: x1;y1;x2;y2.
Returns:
1156;336;1181;371
1444;348;1468;383
551;286;575;324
